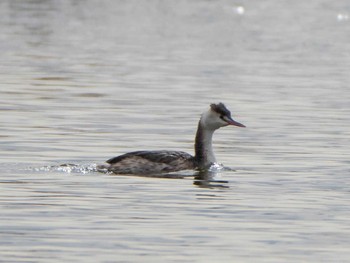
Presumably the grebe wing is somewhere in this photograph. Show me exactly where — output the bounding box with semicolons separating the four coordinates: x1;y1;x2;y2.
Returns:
106;150;194;165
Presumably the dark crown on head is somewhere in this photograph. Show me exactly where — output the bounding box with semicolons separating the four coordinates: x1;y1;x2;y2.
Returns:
210;103;231;117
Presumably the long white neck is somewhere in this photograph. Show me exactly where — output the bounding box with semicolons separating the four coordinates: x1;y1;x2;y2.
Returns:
194;120;216;168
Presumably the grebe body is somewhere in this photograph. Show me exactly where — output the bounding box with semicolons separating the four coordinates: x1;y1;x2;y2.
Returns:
105;150;196;174
100;103;245;175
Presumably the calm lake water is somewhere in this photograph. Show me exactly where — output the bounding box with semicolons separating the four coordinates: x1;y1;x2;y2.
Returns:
1;0;350;262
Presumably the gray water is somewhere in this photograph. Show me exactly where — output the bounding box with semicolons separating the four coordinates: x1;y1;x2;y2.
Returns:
1;0;350;262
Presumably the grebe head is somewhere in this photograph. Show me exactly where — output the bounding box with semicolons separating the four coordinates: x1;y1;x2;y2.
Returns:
200;103;246;130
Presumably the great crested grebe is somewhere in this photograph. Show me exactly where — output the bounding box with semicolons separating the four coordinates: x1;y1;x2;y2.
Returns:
99;103;245;175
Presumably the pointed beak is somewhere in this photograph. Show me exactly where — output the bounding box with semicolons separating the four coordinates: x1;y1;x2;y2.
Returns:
224;116;246;128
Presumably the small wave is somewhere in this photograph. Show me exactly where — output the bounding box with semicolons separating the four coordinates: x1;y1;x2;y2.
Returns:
30;162;235;180
33;163;100;174
208;163;236;172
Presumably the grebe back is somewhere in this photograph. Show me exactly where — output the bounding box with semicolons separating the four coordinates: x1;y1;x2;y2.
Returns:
99;103;245;175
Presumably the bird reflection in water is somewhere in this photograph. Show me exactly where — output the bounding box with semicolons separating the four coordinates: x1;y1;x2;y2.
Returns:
193;169;230;189
121;167;232;189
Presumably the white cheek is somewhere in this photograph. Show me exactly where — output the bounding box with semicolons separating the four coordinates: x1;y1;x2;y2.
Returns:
212;119;226;129
201;111;227;129
215;117;227;127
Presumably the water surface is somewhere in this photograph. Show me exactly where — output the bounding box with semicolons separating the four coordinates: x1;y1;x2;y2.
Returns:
1;0;350;262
